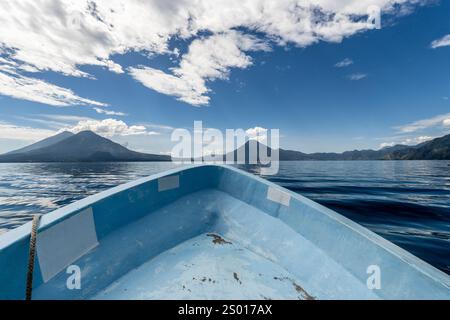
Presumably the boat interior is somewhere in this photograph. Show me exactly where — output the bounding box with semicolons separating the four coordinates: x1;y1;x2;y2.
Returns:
0;165;448;300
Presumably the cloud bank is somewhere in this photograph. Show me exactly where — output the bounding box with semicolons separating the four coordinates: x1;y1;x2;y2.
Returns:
68;119;159;137
0;0;428;106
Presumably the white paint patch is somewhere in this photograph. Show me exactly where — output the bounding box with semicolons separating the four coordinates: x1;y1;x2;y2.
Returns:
37;207;98;283
267;186;290;207
158;175;180;192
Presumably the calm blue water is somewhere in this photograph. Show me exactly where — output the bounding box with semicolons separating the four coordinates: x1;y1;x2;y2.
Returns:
0;161;449;274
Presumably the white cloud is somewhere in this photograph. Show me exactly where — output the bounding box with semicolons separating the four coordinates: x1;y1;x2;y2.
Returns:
13;115;163;138
0;1;126;77
395;113;450;133
335;58;353;68
0;122;55;141
39;114;94;123
93;107;127;116
347;73;367;80
16;114;95;130
431;34;450;49
246;126;268;142
129;31;270;105
379;142;396;148
68;118;159;137
129;66;209;106
380;135;434;149
0;0;427;106
143;123;175;131
409;135;434;144
0;70;107;106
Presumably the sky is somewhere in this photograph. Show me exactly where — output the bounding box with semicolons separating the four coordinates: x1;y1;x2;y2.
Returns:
0;0;449;155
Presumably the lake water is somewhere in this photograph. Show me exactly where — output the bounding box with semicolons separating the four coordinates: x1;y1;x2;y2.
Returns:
0;161;449;274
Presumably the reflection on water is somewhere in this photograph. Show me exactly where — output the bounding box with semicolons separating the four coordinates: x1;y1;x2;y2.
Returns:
0;161;449;274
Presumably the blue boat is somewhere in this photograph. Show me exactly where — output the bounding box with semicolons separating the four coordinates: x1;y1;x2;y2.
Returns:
0;165;449;300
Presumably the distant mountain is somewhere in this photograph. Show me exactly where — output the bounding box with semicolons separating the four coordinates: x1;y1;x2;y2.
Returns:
0;131;170;162
222;134;450;161
223;139;282;162
2;130;449;163
6;131;74;154
307;144;412;161
385;134;450;160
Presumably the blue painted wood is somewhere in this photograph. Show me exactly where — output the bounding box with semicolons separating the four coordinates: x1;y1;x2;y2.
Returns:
0;165;448;299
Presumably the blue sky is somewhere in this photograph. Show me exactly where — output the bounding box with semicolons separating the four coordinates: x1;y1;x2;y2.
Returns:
0;0;449;154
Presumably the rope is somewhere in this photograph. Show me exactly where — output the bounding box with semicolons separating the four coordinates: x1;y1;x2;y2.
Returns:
25;214;42;300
